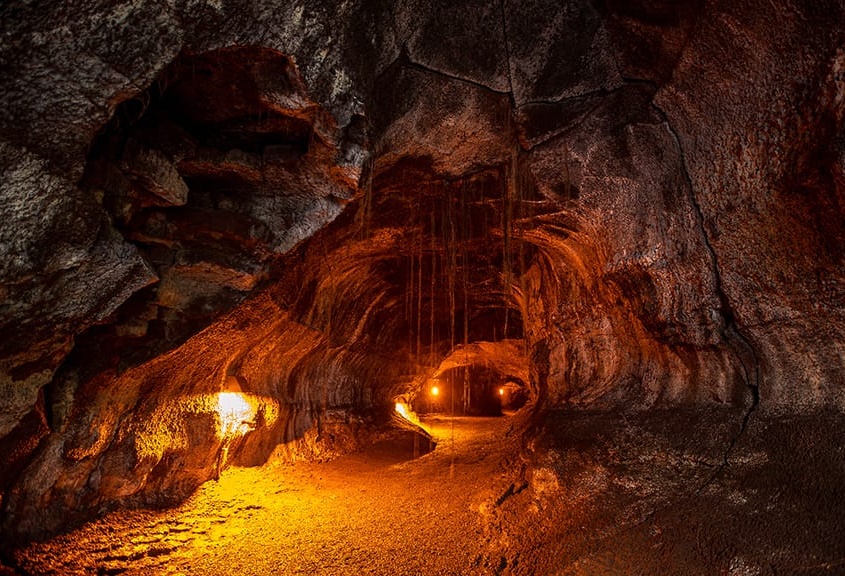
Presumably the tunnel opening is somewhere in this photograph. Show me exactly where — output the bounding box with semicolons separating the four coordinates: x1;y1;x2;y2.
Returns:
2;36;753;563
415;339;530;417
5;38;711;550
3;43;548;548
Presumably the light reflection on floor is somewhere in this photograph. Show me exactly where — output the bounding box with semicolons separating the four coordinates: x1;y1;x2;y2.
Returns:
14;417;517;576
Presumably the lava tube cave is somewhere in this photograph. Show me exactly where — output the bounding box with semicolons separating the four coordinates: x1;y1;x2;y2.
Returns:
1;1;845;574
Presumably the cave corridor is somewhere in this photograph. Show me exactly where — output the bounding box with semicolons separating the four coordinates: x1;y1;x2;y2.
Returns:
1;1;845;574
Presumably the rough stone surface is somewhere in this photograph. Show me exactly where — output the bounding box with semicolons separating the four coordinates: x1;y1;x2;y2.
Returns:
10;412;845;575
520;84;740;408
490;409;845;575
2;290;392;540
653;1;845;411
371;60;514;178
399;0;511;93
0;0;843;562
504;0;623;105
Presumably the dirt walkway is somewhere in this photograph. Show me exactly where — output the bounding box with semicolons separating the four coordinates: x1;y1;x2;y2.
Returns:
13;409;845;575
13;416;525;575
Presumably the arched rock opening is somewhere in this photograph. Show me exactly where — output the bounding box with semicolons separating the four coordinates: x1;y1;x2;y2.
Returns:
1;39;751;540
3;41;750;540
421;340;529;416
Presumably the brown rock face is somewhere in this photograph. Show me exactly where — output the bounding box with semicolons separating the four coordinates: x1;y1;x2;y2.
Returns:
0;0;843;564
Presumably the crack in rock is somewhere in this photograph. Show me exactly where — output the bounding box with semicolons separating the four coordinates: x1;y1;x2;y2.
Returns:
653;105;762;492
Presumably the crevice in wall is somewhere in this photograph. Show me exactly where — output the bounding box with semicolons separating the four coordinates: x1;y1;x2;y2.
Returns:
498;0;516;105
400;48;511;97
653;106;761;489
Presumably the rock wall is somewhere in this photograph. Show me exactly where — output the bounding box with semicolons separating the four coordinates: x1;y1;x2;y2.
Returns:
652;2;845;410
1;0;843;541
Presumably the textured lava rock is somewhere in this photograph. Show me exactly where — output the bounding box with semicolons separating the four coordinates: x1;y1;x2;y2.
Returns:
505;0;623;104
371;59;514;179
519;84;742;407
653;1;845;410
1;0;844;546
484;408;845;575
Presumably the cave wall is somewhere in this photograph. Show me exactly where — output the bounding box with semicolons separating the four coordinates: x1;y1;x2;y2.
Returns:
652;2;845;410
0;0;391;435
1;0;844;541
517;85;742;408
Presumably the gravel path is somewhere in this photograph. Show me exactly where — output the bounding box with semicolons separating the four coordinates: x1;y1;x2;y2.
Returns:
14;416;523;575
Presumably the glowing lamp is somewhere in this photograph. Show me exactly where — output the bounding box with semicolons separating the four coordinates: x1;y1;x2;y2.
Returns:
431;385;440;397
217;375;256;439
498;387;505;396
393;399;428;434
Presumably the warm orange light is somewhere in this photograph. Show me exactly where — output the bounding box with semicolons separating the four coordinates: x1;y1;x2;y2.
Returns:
393;399;429;434
498;387;505;396
431;386;440;396
217;392;256;438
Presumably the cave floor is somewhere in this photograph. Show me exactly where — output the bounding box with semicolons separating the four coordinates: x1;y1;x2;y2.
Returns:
9;408;845;575
12;415;524;576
